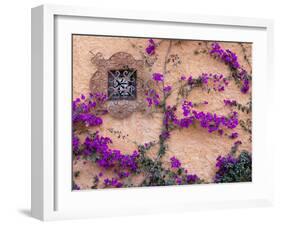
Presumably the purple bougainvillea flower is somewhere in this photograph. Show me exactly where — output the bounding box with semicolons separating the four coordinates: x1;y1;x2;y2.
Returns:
200;73;209;84
148;38;155;45
163;106;178;127
218;85;225;92
181;75;187;81
234;140;242;146
72;92;108;128
186;174;199;183
111;178;118;186
187;76;193;85
170;156;181;168
191;73;227;92
104;178;111;186
241;79;250;93
163;85;172;93
146;45;155;55
146;39;156;55
210;42;240;70
176;177;182;185
224;99;237;106
145;89;160;107
103;177;124;188
72;135;80;154
182;101;193;117
94;117;103;125
230;132;238;139
160;130;170;140
146;97;153;107
172;101;239;134
210;42;224;56
116;182;123;188
152;73;164;82
215;154;237;170
210;43;251;94
82;133;139;172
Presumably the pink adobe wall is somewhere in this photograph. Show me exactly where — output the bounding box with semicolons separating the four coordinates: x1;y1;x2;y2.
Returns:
72;35;252;189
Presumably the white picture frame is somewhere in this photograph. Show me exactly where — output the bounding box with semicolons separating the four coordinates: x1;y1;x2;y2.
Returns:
31;4;274;221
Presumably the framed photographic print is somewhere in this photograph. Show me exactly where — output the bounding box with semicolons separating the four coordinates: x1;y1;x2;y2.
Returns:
31;4;274;221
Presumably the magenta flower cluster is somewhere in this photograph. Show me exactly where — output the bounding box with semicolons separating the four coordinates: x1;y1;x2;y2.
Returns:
238;69;250;94
82;132;140;171
163;85;172;93
210;42;250;94
146;39;156;55
170;156;181;168
169;156;200;185
214;154;237;183
216;155;237;168
72;135;80;155
180;75;187;81
167;101;239;134
144;73;170;107
104;178;123;188
162;100;239;139
174;174;199;185
224;99;237;106
145;88;160;107
229;132;239;139
210;42;240;69
72;93;108;128
164;105;177;121
214;150;252;183
188;73;229;92
186;174;199;183
216;155;236;168
152;72;164;82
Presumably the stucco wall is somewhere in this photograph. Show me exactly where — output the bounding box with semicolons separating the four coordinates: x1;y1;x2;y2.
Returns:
72;35;252;189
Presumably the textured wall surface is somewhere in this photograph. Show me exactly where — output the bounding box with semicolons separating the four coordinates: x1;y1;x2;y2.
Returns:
72;35;252;189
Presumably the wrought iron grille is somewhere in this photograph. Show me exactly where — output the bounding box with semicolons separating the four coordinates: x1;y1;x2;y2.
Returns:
108;69;137;100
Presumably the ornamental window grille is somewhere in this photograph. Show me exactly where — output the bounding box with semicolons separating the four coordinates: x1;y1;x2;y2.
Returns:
108;69;137;100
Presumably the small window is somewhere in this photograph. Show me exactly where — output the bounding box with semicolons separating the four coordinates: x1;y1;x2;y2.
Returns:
108;69;137;100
